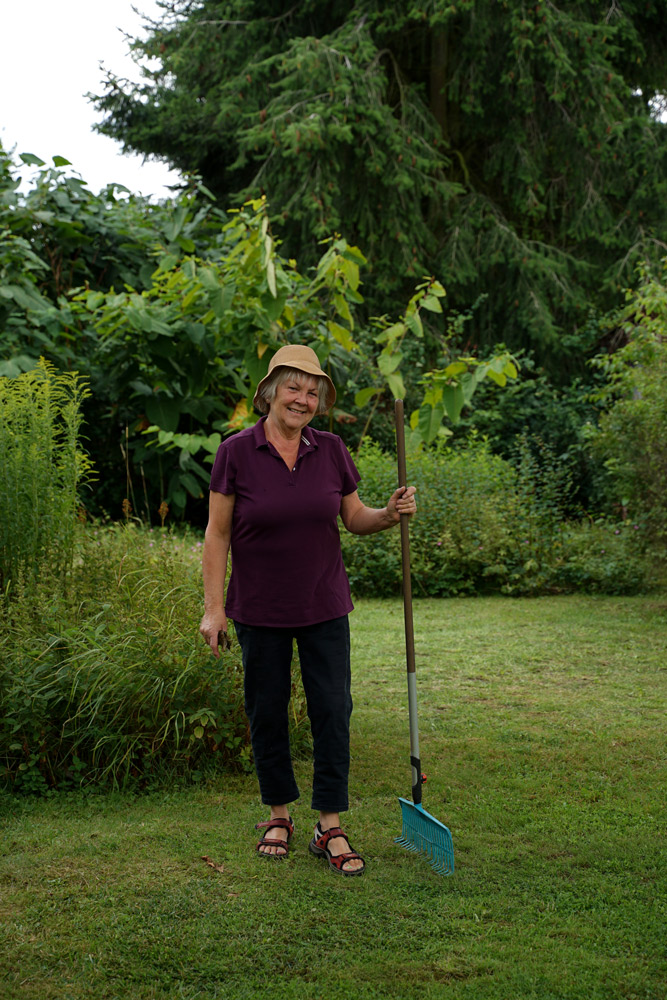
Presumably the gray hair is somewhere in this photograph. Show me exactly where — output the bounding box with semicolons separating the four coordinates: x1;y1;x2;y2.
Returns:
256;367;330;416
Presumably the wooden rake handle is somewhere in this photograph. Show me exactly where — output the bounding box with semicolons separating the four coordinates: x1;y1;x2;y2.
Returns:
395;399;415;673
395;399;423;804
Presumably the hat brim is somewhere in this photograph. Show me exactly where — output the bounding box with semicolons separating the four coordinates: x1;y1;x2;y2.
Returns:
253;363;336;415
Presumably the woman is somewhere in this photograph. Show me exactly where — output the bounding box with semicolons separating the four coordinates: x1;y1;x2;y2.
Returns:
199;344;416;876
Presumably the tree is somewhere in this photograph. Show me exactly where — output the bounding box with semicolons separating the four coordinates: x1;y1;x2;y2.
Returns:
0;146;231;514
1;147;516;521
68;195;515;516
0;145;227;378
92;0;667;371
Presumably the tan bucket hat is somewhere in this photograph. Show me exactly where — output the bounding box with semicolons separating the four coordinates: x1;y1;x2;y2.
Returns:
253;344;336;414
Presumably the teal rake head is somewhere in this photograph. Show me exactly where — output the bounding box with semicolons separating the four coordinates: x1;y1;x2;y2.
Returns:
395;798;455;876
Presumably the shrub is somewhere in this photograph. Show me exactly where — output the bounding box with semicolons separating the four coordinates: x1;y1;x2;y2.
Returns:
344;438;520;597
453;348;602;514
588;264;667;545
555;519;648;595
342;438;648;597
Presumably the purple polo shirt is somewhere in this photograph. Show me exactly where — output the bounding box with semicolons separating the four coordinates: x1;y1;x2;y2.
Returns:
209;417;360;628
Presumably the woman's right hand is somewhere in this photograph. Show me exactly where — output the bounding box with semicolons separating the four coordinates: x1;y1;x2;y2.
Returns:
199;611;228;659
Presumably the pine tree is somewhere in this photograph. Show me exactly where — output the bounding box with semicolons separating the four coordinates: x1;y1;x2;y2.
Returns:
93;1;667;370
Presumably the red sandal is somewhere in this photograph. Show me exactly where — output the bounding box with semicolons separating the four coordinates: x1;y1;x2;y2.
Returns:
308;823;366;876
255;816;295;859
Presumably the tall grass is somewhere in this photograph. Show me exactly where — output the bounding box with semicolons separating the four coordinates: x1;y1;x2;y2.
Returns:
0;358;92;594
0;523;310;792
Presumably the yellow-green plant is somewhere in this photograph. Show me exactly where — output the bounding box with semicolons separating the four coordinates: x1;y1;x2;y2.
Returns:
0;359;92;595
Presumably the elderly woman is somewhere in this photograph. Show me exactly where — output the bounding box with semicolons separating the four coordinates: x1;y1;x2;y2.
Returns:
199;345;416;876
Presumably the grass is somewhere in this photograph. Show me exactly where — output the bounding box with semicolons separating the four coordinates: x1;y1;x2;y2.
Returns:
1;593;666;999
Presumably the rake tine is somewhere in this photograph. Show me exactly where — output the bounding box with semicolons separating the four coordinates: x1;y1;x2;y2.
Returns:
396;799;455;875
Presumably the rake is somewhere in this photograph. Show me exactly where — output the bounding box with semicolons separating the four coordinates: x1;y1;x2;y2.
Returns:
394;398;455;876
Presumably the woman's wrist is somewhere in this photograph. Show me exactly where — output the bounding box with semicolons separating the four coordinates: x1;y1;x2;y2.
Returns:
381;506;399;528
203;600;225;615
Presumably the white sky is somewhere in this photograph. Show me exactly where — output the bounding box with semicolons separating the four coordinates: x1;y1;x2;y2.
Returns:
0;0;182;198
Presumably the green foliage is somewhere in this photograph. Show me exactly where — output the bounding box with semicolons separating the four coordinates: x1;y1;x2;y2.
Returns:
557;519;649;595
343;439;511;597
0;148;224;377
0;146;233;516
449;347;602;506
342;437;648;597
92;0;667;367
0;149;518;520
3;149;222;298
587;261;667;543
0;360;92;594
61;191;515;515
68;197;373;515
0;523;310;793
94;6;458;295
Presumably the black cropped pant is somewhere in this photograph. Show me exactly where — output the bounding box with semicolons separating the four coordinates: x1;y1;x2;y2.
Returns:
234;615;352;812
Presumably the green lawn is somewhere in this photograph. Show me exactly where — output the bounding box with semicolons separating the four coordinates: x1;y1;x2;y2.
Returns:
2;594;666;1000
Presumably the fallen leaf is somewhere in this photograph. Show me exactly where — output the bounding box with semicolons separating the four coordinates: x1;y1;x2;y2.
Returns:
200;855;225;873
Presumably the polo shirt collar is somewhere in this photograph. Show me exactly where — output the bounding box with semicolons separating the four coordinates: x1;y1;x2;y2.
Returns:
252;417;318;453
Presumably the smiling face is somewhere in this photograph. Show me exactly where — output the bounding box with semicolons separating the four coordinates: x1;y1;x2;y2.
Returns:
266;372;321;436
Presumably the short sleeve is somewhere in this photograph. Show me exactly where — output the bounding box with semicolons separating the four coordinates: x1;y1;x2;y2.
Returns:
338;437;361;496
209;442;236;495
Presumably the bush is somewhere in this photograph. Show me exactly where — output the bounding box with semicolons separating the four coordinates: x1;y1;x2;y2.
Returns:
555;519;648;595
344;438;521;596
0;523;310;793
343;438;649;597
588;263;667;545
452;348;602;514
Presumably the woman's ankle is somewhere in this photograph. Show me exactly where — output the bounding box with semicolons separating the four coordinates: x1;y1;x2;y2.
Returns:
269;804;290;821
318;811;341;833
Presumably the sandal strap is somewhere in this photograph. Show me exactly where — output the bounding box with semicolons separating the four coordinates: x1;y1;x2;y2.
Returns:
255;816;294;835
256;836;289;850
328;851;364;870
314;825;346;849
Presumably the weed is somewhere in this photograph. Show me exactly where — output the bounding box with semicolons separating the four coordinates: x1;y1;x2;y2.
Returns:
0;359;93;595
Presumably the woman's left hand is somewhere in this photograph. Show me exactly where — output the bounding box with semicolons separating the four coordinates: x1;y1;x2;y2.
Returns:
386;485;417;522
